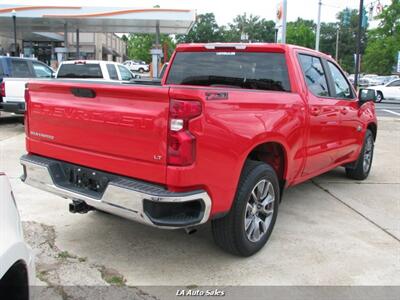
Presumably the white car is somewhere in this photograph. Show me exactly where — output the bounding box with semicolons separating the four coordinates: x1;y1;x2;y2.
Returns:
56;60;138;81
0;172;35;299
123;60;150;73
369;79;400;102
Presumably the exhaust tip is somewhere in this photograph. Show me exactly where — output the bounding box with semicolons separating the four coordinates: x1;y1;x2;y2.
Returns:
184;227;197;235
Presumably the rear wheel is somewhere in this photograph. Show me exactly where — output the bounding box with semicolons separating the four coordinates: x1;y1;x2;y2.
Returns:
346;129;374;180
212;160;280;256
376;91;384;103
138;68;145;73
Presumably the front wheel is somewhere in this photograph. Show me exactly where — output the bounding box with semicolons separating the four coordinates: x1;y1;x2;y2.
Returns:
212;160;280;256
346;129;374;180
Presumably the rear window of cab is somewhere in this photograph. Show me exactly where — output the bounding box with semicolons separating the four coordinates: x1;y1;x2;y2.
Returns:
166;51;291;92
57;64;103;79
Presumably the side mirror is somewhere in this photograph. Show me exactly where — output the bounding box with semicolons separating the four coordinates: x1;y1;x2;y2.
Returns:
358;88;376;104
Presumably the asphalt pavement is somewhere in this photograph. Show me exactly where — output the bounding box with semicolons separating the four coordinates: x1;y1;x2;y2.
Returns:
375;101;400;118
0;112;399;300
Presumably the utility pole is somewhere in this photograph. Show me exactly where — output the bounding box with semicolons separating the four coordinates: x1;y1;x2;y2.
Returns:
281;0;287;44
354;0;364;89
335;25;340;61
315;0;322;51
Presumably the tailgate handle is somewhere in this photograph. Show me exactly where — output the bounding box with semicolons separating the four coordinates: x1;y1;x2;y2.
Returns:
71;88;96;98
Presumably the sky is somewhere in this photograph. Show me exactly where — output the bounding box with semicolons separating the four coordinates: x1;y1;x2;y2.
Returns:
0;0;390;25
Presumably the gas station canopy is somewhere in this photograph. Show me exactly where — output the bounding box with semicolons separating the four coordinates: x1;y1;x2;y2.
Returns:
0;4;196;37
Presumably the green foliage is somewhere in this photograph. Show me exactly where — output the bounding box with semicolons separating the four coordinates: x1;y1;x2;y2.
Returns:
227;13;275;42
177;13;275;43
363;0;400;74
286;18;316;48
334;8;368;72
176;13;222;43
124;3;398;74
126;34;175;63
319;22;338;57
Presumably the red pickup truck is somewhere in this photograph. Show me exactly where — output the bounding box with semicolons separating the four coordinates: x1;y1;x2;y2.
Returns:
21;43;377;256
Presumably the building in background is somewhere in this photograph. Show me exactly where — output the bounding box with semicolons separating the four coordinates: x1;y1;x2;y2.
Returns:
66;32;127;62
0;32;126;66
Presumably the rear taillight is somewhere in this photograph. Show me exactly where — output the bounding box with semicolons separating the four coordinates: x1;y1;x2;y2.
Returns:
0;81;5;97
167;99;202;166
24;84;30;135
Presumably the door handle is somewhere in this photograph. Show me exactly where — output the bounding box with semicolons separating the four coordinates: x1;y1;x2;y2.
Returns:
310;107;320;116
71;88;96;98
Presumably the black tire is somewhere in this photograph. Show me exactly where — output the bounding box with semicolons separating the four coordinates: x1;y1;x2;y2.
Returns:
376;91;384;103
346;129;374;180
211;160;280;257
138;68;144;73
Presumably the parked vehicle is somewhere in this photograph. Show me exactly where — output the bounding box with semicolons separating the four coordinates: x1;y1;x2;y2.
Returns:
56;60;138;81
369;79;400;102
123;60;150;73
21;43;377;256
0;172;35;299
0;56;54;113
360;77;381;87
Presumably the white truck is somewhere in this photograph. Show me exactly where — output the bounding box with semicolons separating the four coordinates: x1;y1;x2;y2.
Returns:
2;60;137;115
123;60;150;73
1;57;54;114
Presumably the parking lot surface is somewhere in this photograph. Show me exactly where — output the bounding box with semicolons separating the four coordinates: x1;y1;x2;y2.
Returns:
0;115;399;295
376;101;400;118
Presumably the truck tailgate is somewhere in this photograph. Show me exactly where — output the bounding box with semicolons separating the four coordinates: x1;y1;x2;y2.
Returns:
26;81;170;184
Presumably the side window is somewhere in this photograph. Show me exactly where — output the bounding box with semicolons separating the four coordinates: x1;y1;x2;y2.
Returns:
32;62;53;78
387;80;400;87
11;59;32;77
107;64;119;80
298;54;329;97
327;61;353;99
118;65;133;81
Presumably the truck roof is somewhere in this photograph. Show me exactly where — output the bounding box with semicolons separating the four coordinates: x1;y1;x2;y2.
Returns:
175;43;332;59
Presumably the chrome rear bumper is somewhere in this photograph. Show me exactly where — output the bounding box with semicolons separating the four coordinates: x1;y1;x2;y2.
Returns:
20;154;211;229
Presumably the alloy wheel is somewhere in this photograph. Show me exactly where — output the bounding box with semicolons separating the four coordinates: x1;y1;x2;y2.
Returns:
244;179;275;243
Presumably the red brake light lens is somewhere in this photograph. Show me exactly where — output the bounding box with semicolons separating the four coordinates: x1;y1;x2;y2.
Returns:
170;100;202;119
167;99;202;166
0;81;5;97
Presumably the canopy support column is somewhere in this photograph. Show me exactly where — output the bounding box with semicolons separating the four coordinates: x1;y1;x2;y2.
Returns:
76;28;80;59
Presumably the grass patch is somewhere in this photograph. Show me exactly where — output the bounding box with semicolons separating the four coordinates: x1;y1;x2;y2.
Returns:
105;275;125;286
57;251;76;260
37;270;48;282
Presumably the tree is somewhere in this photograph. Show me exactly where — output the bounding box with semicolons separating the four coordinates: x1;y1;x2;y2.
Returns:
176;13;275;44
286;18;315;49
176;13;222;43
226;13;275;42
334;8;368;72
126;34;175;63
363;0;400;74
319;22;338;58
